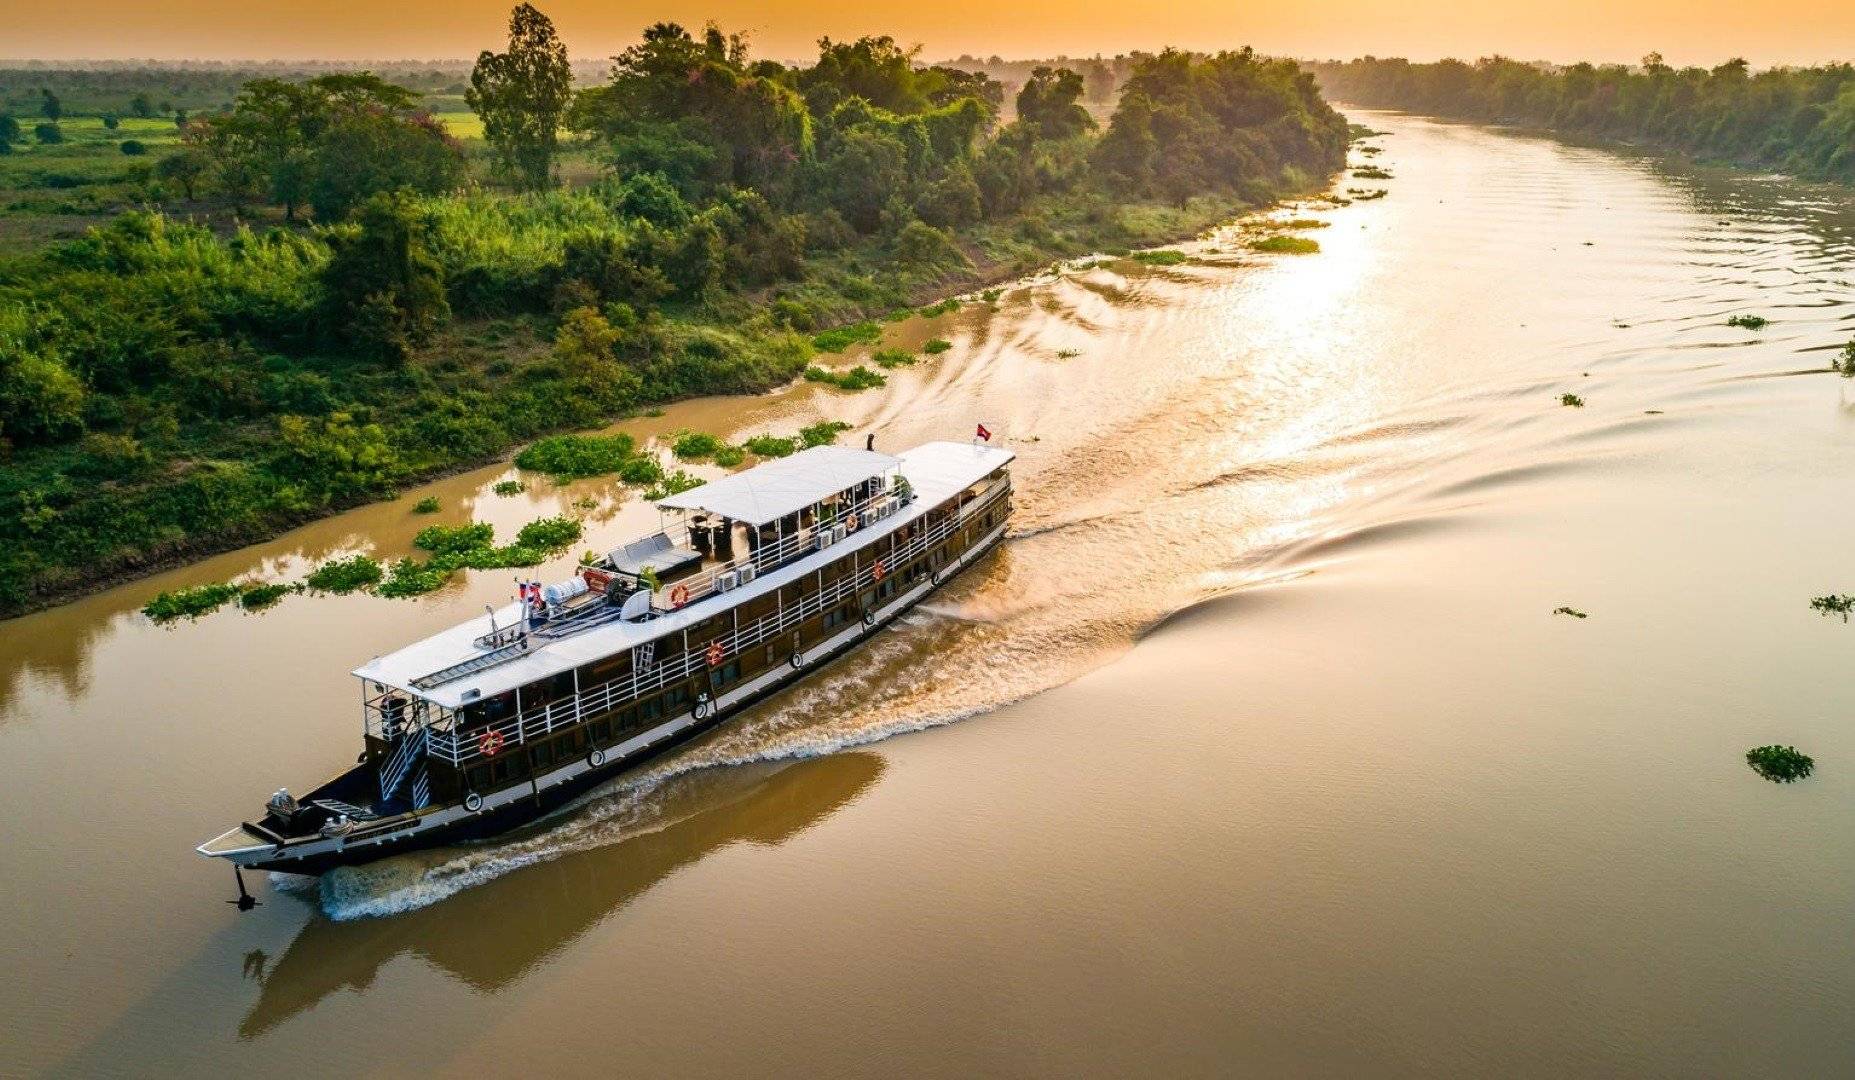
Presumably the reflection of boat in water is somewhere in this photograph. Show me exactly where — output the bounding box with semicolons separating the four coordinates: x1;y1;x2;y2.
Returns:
240;752;884;1038
199;440;1011;876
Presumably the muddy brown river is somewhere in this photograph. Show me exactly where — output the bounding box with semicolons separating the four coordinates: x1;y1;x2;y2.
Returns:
6;110;1855;1076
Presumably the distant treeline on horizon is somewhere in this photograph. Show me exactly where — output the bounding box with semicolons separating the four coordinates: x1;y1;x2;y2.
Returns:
1307;53;1855;183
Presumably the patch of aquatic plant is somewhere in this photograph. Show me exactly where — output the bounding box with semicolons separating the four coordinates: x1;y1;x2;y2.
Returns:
1746;745;1814;783
1132;249;1190;266
923;338;953;355
413;522;495;558
377;558;455;598
804;365;886;391
1353;166;1394;180
882;308;914;323
1346;188;1388;201
492;480;525;496
1560;393;1585;408
811;321;883;353
1275;218;1330;229
143;581;242;623
671;430;723;461
1055;348;1081;359
644;470;705;500
412;496;442;514
799;420;852;448
872;348;917;369
304;555;384;594
918;297;961;318
514;517;583;551
980;288;1003;303
743;434;798;458
1726;314;1769;330
1357;145;1383;155
1810;594;1855;620
1829;344;1855;377
514;433;640;479
713;445;747;467
1553;606;1588;619
236;581;300;611
1249;235;1320;254
572;496;599;511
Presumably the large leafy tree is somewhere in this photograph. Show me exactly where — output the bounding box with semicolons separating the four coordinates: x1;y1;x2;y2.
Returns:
572;22;812;201
199;73;460;220
467;3;573;191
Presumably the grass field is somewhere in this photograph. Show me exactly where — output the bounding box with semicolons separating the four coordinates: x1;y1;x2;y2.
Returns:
0;107;490;249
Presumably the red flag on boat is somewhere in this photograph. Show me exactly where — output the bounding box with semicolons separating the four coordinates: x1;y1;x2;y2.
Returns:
975;423;992;442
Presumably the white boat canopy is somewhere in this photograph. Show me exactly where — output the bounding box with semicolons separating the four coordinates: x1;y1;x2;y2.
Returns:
654;445;900;526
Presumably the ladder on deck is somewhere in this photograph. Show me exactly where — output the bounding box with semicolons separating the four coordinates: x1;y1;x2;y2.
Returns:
378;726;427;805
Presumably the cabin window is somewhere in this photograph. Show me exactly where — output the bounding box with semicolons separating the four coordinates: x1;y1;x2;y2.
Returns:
640;697;664;721
666;685;692;709
468;766;491;791
591;720;610;743
714;660;742;686
531;743;553;769
824;606;850;630
877;580;896;600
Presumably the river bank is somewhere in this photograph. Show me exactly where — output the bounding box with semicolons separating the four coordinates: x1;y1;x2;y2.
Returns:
0;179;1335;620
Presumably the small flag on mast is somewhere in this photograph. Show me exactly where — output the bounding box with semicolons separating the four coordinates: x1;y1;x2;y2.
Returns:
975;422;992;442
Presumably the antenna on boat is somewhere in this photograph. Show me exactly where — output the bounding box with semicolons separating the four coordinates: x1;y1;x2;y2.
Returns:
227;865;259;912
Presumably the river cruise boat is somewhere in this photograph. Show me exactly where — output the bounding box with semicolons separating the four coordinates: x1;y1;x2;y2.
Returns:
198;439;1013;878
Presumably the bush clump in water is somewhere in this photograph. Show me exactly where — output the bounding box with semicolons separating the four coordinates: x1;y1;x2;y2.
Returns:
799;420;852;447
514;516;583;551
743;434;798;458
644;470;705;500
671;430;723;461
515;433;640;479
1276;218;1330;229
1131;249;1190;266
1835;341;1855;378
1746;745;1814;783
1353;165;1394;180
1810;594;1855;620
1727;314;1769;330
713;445;747;467
1560;393;1585;408
923;338;953;355
237;581;300;610
1553;606;1588;619
804;365;886;391
811;322;883;353
1250;235;1320;254
412;496;442;514
872;348;916;369
143;582;242;622
305;555;384;594
492;479;524;496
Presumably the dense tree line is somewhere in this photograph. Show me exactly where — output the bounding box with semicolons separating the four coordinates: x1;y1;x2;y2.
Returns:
0;11;1346;614
1309;55;1855;183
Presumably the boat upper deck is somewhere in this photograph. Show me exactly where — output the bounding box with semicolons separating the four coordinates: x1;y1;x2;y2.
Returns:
353;441;1014;708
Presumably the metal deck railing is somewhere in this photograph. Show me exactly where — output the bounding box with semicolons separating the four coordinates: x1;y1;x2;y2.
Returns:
419;478;1010;768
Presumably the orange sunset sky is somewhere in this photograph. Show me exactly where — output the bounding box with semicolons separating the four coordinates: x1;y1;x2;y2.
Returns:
6;0;1852;67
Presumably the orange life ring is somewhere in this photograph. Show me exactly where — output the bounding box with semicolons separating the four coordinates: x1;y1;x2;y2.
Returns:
845;513;859;531
670;583;690;608
872;559;886;582
706;640;724;668
477;729;506;758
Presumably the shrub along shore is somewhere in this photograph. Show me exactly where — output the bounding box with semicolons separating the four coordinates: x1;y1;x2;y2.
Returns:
0;17;1348;618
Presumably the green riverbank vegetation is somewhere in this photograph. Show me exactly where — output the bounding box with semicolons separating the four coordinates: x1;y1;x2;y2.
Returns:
1308;54;1855;184
0;13;1347;617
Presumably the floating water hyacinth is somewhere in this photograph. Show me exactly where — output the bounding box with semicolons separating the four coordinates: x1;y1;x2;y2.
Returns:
1745;745;1813;783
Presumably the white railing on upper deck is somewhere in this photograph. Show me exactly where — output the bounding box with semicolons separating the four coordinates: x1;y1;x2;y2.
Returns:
423;477;1011;768
633;481;916;615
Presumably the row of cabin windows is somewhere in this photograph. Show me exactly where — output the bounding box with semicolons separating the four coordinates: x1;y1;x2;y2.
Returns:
455;516;996;796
